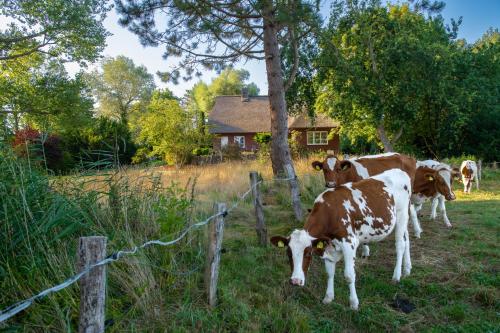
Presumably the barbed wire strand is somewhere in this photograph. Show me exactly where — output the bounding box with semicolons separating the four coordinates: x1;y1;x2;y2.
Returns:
0;176;292;324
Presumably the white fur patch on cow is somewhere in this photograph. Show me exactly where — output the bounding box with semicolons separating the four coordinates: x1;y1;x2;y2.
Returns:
350;160;370;178
360;152;398;159
348;187;372;215
342;200;355;213
327;157;337;171
288;229;315;286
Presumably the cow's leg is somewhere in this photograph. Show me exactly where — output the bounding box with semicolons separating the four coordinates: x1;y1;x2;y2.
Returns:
393;205;409;282
361;244;370;258
342;242;359;310
409;204;422;238
430;196;439;220
402;230;412;277
463;178;467;193
439;195;451;227
322;250;343;304
476;175;479;190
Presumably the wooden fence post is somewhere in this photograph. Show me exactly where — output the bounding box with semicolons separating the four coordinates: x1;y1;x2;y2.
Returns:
284;163;303;221
478;160;482;181
493;161;497;170
205;203;226;307
77;236;107;333
250;172;267;246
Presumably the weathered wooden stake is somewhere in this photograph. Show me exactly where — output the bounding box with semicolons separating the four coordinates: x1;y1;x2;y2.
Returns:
284;163;303;221
492;161;497;170
250;172;267;246
77;236;107;333
205;203;226;307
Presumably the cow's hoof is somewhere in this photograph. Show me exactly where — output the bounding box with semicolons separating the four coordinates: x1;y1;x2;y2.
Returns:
361;255;369;259
349;299;359;310
415;232;422;239
322;295;334;304
403;268;411;277
392;277;401;284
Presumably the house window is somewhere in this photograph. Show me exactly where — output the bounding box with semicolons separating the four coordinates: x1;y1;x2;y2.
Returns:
307;131;328;145
221;136;228;147
234;136;245;148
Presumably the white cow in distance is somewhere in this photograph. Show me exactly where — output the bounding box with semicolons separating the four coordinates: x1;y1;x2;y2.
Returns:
460;160;479;193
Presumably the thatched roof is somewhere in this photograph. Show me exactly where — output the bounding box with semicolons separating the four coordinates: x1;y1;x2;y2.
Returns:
208;95;338;134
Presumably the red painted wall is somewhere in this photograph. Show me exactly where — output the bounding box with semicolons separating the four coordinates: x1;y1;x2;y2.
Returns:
213;129;340;154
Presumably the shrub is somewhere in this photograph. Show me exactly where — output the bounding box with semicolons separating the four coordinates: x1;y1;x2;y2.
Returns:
222;143;242;160
12;127;64;172
192;147;211;156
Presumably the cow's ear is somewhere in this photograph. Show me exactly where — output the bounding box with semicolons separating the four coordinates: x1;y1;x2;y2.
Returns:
339;160;352;171
424;173;435;182
270;236;289;248
451;168;461;179
312;161;323;171
312;237;331;255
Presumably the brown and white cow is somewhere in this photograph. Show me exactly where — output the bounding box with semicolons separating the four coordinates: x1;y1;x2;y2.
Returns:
460;160;479;193
411;160;458;228
312;152;416;189
271;169;412;310
312;153;418;256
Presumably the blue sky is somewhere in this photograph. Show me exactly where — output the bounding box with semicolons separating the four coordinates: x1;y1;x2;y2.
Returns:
25;1;500;97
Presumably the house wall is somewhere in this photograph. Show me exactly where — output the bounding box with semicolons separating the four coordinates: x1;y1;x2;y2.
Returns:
213;133;259;152
213;128;340;154
291;128;340;153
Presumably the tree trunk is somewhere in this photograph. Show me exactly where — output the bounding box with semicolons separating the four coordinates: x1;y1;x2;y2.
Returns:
376;123;394;152
262;6;303;221
262;11;293;176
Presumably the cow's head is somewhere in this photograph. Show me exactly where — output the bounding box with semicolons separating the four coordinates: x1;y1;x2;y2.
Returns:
425;168;456;201
271;230;330;286
312;156;353;188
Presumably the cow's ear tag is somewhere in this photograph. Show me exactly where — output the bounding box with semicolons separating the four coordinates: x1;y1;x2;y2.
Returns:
427;175;434;181
277;240;285;248
315;165;321;171
316;241;324;249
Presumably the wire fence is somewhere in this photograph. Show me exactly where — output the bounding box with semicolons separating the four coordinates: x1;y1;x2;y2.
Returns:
0;175;294;324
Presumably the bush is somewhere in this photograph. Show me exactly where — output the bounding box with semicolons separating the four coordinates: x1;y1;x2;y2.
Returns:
12;127;64;172
254;132;271;144
192;147;212;156
222;143;242;160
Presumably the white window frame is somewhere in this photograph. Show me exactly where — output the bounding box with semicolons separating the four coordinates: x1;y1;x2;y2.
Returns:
307;131;328;145
220;136;228;148
234;136;245;148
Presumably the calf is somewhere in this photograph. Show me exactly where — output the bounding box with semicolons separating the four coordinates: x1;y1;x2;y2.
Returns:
460;160;479;193
271;169;412;310
411;160;458;228
312;153;418;256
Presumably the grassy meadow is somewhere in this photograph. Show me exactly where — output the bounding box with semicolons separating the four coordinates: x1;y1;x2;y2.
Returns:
1;156;499;332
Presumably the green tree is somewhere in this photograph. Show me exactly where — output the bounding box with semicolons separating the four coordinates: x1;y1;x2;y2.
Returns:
116;0;321;183
135;91;202;165
87;56;156;124
0;59;93;133
316;1;450;152
0;0;110;62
